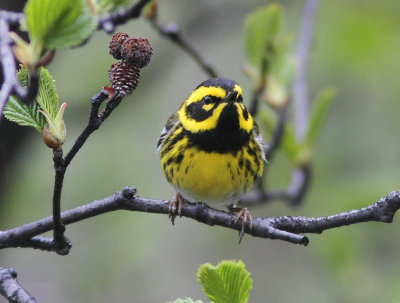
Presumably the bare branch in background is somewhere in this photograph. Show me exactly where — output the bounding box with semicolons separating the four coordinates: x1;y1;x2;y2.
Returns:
242;0;319;206
293;0;319;141
0;268;37;303
151;22;218;78
256;0;318;205
98;0;152;33
147;2;218;78
248;56;268;117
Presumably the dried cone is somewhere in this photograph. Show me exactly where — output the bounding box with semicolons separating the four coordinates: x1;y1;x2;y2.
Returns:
120;37;153;68
109;32;129;60
108;61;140;96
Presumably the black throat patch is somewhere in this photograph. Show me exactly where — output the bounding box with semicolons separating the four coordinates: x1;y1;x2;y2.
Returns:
186;104;250;153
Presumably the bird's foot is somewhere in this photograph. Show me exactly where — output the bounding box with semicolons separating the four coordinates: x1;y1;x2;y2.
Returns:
230;207;253;243
169;192;184;225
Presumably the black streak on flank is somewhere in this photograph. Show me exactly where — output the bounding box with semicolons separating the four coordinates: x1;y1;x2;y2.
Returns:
175;153;184;164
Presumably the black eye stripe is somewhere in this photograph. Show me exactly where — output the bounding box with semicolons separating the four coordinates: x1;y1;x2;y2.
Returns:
186;101;213;121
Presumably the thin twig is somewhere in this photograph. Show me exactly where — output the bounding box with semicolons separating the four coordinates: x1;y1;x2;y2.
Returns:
51;149;68;250
47;90;120;250
0;188;399;251
0;268;37;303
98;0;152;33
150;20;218;78
249;56;268;116
264;106;288;160
63;90;110;167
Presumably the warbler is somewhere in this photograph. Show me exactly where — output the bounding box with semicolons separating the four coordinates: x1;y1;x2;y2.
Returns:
157;78;266;239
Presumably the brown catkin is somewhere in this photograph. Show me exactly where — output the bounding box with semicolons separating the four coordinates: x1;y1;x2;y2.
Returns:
108;61;140;96
120;37;153;68
109;32;129;60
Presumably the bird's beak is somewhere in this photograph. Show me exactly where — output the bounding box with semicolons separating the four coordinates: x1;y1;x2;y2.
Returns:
224;90;238;102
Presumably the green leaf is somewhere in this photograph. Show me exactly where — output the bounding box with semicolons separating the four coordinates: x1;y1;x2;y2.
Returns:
197;260;252;303
24;0;97;50
243;4;282;67
3;66;60;133
3;66;47;131
306;87;336;145
281;123;298;161
166;298;203;303
17;65;30;86
36;67;59;121
258;107;276;139
3;97;46;132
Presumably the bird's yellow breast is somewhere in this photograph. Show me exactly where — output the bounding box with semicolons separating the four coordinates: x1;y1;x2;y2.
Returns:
161;139;263;204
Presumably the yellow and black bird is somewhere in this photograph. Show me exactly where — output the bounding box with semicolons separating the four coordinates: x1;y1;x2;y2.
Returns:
157;78;266;239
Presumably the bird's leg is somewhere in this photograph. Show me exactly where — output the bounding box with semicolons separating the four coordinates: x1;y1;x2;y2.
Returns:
229;206;253;243
169;192;184;225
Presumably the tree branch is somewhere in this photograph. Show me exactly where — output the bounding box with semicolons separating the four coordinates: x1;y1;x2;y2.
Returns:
51;149;69;251
0;268;37;303
149;20;218;78
248;55;268;117
98;0;152;33
63;90;112;167
45;90;122;252
0;188;399;251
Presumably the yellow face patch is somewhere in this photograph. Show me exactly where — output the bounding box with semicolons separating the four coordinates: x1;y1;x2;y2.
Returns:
234;84;242;96
236;103;253;132
178;102;227;132
185;86;226;106
176;82;250;133
202;104;214;111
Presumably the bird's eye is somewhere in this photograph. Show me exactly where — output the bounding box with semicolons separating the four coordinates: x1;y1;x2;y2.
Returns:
203;96;213;105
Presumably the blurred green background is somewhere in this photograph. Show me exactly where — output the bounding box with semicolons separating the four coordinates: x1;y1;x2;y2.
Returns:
1;0;400;302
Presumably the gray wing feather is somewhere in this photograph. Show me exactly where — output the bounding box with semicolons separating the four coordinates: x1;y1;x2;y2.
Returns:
252;121;267;162
156;112;179;152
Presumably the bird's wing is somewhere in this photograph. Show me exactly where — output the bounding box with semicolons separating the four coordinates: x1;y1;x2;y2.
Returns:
156;111;180;152
252;121;267;162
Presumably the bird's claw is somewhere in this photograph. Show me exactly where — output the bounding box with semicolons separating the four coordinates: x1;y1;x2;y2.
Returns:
169;192;184;225
233;207;253;243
